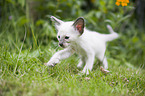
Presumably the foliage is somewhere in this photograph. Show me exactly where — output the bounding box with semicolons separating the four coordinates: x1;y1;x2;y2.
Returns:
0;0;145;95
1;0;144;67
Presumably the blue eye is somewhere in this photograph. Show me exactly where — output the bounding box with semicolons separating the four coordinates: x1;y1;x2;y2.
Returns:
65;36;69;39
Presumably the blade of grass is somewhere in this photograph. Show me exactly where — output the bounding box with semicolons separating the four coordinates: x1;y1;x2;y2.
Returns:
13;26;27;74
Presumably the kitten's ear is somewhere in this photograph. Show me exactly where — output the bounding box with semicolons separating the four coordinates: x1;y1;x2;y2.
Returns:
51;16;63;26
72;17;85;35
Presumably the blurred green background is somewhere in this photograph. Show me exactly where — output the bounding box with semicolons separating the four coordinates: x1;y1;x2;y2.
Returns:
0;0;145;68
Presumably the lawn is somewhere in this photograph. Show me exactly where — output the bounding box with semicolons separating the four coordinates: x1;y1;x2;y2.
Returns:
1;0;145;96
0;44;145;96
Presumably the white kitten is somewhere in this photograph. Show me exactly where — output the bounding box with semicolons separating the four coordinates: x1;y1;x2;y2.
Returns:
44;16;119;75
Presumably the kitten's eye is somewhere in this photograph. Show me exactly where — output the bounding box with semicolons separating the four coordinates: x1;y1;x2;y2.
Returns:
65;36;69;39
58;36;60;38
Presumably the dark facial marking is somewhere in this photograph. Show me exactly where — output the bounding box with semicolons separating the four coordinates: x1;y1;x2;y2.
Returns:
65;36;69;39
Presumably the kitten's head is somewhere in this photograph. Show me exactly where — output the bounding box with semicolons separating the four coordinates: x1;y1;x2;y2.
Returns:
51;16;85;48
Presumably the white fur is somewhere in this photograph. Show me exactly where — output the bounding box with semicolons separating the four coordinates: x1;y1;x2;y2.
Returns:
45;16;119;75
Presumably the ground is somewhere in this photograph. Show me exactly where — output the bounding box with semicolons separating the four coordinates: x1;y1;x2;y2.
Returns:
0;45;145;96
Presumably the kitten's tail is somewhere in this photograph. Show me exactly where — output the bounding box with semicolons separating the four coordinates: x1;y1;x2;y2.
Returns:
104;25;119;42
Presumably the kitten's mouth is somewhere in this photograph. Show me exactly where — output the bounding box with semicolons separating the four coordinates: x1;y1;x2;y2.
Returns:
59;45;65;48
58;43;70;48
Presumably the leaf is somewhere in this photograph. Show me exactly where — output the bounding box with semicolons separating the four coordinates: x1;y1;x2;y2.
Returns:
36;20;45;26
132;37;139;43
95;12;102;18
16;16;29;26
6;0;15;5
117;15;131;24
100;1;105;6
18;0;25;7
104;19;113;24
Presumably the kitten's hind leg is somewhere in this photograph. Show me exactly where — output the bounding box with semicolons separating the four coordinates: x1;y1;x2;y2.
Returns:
77;57;85;68
98;55;108;69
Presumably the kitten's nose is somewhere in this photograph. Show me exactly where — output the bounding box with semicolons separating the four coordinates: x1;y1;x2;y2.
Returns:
59;43;63;47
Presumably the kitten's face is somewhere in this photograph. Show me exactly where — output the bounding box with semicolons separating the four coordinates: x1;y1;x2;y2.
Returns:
51;16;85;48
56;22;80;48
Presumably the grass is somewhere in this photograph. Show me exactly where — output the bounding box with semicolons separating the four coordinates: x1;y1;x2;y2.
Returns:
0;17;145;96
0;42;145;96
1;1;145;95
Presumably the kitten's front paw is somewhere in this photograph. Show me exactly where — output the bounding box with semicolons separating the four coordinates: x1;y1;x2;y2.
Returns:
44;62;55;67
78;71;85;75
77;63;83;69
78;70;89;76
82;69;90;75
44;59;59;67
77;61;83;68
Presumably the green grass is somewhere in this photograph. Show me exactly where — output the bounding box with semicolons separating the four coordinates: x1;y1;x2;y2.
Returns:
1;1;145;95
0;44;145;96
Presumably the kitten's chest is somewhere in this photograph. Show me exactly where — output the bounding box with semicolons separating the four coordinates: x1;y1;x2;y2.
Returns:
71;42;86;56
